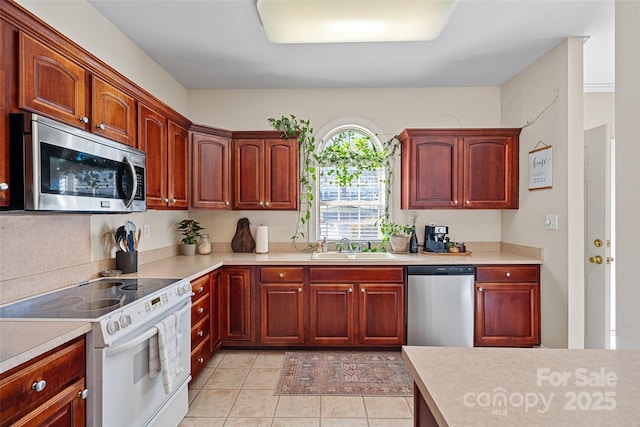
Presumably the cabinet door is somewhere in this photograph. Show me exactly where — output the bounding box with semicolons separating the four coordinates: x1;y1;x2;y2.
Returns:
91;76;136;146
401;136;460;209
474;282;540;347
11;378;86;427
18;32;88;128
210;270;222;353
167;121;189;209
309;284;355;345
232;139;264;209
0;21;8;207
138;104;167;208
358;283;405;345
220;267;252;341
264;139;298;210
192;133;231;209
259;283;305;344
463;136;517;209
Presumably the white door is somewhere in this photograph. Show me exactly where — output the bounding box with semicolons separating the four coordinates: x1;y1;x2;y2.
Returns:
584;125;615;349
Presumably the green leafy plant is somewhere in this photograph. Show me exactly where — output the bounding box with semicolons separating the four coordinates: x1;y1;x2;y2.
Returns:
268;115;401;249
377;216;412;251
177;219;204;244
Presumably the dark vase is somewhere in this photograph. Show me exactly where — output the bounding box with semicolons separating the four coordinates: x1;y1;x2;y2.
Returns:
409;227;419;253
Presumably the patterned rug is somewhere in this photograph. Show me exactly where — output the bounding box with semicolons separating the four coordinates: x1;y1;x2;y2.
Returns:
275;351;413;396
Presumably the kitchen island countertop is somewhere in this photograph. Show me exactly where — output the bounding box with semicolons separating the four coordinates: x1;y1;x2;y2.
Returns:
0;320;91;373
402;346;640;426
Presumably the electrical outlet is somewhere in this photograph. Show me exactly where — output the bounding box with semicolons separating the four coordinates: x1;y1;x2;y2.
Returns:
143;224;151;238
544;214;558;230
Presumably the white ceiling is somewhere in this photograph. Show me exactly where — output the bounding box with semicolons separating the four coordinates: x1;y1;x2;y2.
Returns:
88;0;614;91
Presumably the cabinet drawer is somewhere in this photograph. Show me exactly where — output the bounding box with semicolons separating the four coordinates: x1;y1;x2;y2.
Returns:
476;265;539;282
191;315;210;348
191;275;211;299
190;337;211;382
309;267;404;283
0;337;85;424
260;267;304;283
191;293;210;323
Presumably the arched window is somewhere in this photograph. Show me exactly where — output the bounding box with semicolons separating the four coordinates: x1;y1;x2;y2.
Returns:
316;125;387;242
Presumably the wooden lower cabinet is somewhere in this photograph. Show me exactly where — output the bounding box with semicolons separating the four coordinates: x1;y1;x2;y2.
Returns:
210;270;222;353
359;283;405;345
0;336;87;427
309;283;355;345
474;265;541;347
220;267;253;342
190;273;211;382
259;267;305;344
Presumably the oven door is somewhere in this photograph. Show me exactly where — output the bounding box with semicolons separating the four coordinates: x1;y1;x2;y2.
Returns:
89;299;191;427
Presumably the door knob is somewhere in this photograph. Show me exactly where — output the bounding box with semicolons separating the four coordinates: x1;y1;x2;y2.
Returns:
594;239;603;247
589;255;603;264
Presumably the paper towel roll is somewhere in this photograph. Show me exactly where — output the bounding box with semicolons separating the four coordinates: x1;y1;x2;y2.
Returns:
255;225;269;254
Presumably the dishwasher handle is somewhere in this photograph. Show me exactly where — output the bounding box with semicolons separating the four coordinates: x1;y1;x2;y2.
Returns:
407;265;475;275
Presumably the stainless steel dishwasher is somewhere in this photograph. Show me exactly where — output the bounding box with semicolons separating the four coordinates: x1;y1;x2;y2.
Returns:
406;265;475;347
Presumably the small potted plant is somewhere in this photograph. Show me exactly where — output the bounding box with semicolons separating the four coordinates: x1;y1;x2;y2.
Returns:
177;219;204;256
378;217;412;253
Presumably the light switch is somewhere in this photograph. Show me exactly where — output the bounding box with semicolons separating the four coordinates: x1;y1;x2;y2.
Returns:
143;224;151;238
544;214;558;230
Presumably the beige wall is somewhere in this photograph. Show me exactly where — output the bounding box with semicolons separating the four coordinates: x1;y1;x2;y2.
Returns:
500;38;585;348
15;0;189;116
615;1;640;350
585;92;615;135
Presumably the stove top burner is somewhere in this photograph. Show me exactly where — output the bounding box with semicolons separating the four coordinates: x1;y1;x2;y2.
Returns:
0;277;183;320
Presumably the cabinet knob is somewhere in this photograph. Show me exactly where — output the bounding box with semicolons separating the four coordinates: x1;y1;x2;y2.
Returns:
298;287;302;292
478;287;483;292
0;183;8;191
225;201;230;206
78;389;89;400
454;200;459;205
197;307;204;314
164;198;169;203
198;357;204;363
505;272;511;277
191;292;196;297
265;201;270;206
171;198;177;203
32;380;47;392
279;273;284;278
465;200;470;205
79;116;89;124
198;286;204;293
97;123;106;130
259;201;263;206
348;288;353;293
198;330;204;337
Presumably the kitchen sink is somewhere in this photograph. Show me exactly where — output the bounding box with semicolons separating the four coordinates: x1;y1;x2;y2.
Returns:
310;252;398;261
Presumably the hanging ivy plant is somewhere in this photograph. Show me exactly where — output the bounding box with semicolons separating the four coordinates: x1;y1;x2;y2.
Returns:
268;115;401;250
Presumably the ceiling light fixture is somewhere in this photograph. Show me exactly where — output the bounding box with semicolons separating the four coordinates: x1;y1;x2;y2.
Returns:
256;0;459;44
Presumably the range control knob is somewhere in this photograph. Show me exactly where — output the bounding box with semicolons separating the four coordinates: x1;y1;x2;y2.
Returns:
119;314;132;328
106;320;120;335
177;283;190;296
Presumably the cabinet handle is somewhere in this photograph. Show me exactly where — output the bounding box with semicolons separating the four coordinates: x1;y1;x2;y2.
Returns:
197;308;204;314
0;183;8;191
198;330;204;337
505;272;511;278
198;357;204;363
478;287;483;292
32;380;47;392
79;116;89;124
348;288;353;293
164;198;169;203
78;389;89;400
198;287;204;293
97;123;106;130
279;273;284;278
298;287;302;292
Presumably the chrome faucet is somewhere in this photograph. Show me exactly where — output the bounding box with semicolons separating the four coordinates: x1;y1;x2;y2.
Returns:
338;238;352;253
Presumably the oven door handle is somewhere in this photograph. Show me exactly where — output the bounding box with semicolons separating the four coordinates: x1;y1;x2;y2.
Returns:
105;300;191;358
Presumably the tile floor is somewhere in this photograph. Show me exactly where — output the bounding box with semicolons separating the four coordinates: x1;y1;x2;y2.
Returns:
180;349;414;427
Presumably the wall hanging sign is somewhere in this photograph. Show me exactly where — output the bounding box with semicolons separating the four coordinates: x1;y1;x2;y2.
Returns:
528;141;553;190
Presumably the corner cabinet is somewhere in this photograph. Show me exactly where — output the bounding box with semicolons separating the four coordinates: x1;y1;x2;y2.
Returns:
474;265;541;347
231;132;298;210
191;128;232;209
400;128;521;209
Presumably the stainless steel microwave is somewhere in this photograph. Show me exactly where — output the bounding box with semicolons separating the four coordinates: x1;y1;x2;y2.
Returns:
6;113;146;213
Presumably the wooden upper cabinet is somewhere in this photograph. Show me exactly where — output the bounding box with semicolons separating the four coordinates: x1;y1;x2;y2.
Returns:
232;134;298;210
400;129;520;209
138;104;167;208
91;76;136;146
18;32;88;128
191;132;231;209
167;121;189;208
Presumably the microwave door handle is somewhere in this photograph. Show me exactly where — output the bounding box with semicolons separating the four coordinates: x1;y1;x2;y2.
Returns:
122;154;137;208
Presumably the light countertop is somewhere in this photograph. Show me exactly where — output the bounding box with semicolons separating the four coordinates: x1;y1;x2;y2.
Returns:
402;346;640;426
0;320;92;374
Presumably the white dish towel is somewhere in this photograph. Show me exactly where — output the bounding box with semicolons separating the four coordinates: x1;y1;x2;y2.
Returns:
149;312;184;394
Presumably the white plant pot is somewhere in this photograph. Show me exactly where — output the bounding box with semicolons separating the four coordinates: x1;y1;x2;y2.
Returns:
182;243;196;256
390;235;410;253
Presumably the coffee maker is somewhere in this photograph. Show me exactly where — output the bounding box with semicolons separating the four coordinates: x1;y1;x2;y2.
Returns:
424;225;449;253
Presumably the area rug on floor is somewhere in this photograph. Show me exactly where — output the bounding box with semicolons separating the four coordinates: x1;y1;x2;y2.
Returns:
275;351;413;396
